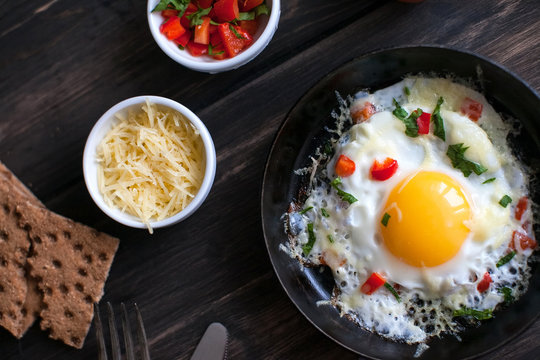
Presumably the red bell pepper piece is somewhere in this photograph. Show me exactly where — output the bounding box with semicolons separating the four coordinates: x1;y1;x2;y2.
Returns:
351;102;376;123
213;0;239;22
218;23;253;58
510;230;537;251
194;16;211;44
477;272;492;292
417;111;431;134
174;29;192;47
211;44;227;60
370;158;398;181
239;19;259;36
162;9;179;18
181;2;199;28
515;196;528;221
461;97;483;122
210;32;222;46
160;17;186;40
239;0;263;11
197;0;214;8
335;155;356;177
186;40;209;56
361;273;386;295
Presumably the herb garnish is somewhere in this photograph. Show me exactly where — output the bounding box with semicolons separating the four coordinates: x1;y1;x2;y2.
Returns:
496;251;516;267
384;282;401;302
453;307;493;320
404;86;410;96
446;143;488;177
482;178;496;184
152;0;190;16
499;195;512;208
321;208;330;218
237;12;255;21
432;97;446;141
208;43;224;56
330;177;358;204
381;213;391;227
392;99;422;137
299;206;313;215
302;223;316;255
229;24;245;39
188;7;211;26
498;287;514;304
392;98;408;121
327;234;335;243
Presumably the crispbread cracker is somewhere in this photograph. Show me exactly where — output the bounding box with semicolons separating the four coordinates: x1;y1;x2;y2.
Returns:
18;201;119;348
0;161;44;208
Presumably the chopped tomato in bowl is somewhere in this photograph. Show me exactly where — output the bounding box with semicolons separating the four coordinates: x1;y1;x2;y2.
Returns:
147;0;280;73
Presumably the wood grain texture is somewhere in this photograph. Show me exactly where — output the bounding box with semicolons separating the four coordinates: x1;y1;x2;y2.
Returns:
1;0;539;359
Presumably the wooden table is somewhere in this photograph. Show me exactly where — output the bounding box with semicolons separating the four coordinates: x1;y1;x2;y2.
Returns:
1;0;539;359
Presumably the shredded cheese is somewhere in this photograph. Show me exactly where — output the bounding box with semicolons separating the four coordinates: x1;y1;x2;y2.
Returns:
96;99;205;233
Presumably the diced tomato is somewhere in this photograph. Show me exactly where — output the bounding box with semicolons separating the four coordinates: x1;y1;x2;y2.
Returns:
186;40;209;56
351;102;376;123
515;196;528;221
510;230;537;251
461;97;483;122
239;19;259;36
361;273;386;295
417;111;431;134
194;16;211;44
218;23;252;57
477;272;492;292
161;9;179;18
174;29;192;47
335;155;355;177
197;0;214;8
160;17;186;40
370;158;398;181
213;0;239;22
180;2;199;28
239;0;263;11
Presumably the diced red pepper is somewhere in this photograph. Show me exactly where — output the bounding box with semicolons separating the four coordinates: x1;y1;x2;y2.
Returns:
351;102;376;123
162;9;179;18
194;16;211;44
197;0;214;8
361;272;386;295
515;196;528;221
211;44;227;60
510;230;537;251
335;155;355;177
209;23;219;35
210;32;222;46
239;19;259;36
218;23;252;58
370;158;398;181
180;2;199;28
213;0;239;22
186;40;209;56
417;111;431;134
174;29;192;48
461;97;483;122
239;0;263;11
477;272;492;292
160;17;186;40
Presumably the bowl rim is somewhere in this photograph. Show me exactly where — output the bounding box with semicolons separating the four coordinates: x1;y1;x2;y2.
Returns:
83;95;216;230
146;0;281;73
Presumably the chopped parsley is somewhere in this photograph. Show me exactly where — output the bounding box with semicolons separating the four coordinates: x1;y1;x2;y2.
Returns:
237;12;255;21
404;86;410;96
446;143;488;177
482;178;496;184
152;0;190;15
299;206;313;215
321;208;330;218
499;195;512;208
392;99;423;137
302;223;316;255
496;251;516;267
498;287;514;304
330;177;358;204
187;7;211;26
381;213;391;227
327;234;335;243
392;98;408;121
432;97;446;141
453;307;493;320
229;24;245;39
384;282;401;302
208;43;224;56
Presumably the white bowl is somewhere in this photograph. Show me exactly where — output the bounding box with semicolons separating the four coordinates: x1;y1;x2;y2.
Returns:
147;0;281;73
83;96;216;230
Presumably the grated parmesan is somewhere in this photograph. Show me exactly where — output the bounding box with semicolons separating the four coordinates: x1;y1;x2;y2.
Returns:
96;99;205;233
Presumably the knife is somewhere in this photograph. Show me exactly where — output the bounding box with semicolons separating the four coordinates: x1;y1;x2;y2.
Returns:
190;322;228;360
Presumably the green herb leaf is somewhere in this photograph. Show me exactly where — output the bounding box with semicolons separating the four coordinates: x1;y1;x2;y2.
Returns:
499;195;512;208
482;178;496;184
299;206;313;215
384;282;401;302
381;213;391;227
330;177;358;204
229;24;245;39
498;287;514;304
178;44;185;50
254;3;270;16
432;96;446;141
210;19;220;25
453;307;493;320
152;0;190;14
392;99;421;137
392;98;408;121
327;234;335;243
496;251;516;267
404;86;410;96
302;223;316;255
446;143;488;177
188;6;211;27
237;11;255;21
321;208;330;218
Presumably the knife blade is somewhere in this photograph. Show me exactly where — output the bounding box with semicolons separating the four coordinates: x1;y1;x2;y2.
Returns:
190;322;228;360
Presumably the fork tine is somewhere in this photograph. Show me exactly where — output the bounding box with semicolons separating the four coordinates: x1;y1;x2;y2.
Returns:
94;303;108;360
121;303;135;360
107;302;122;360
134;303;151;360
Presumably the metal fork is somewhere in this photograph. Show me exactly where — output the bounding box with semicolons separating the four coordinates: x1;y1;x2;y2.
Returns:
94;302;151;360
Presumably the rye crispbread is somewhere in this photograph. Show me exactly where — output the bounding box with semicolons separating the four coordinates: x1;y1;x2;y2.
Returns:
17;201;119;348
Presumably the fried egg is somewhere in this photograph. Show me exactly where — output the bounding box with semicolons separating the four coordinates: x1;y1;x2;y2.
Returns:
285;77;537;345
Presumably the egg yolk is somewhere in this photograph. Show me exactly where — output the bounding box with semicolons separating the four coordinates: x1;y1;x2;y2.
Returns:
380;171;471;267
